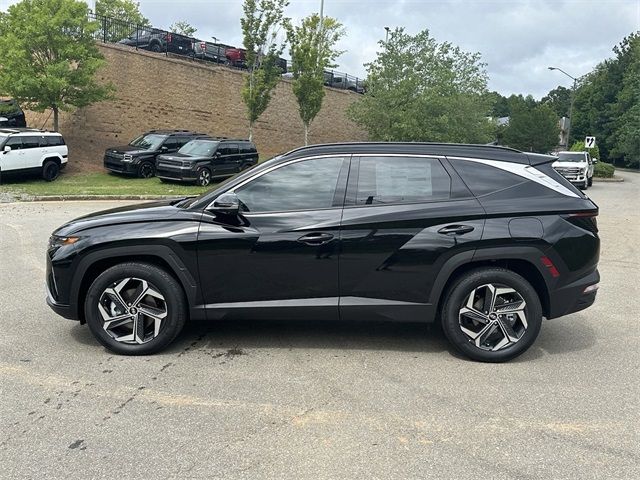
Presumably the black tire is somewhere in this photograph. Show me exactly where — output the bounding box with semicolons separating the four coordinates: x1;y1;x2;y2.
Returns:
196;167;211;186
588;176;593;187
84;262;187;355
42;160;60;181
441;268;542;362
151;42;162;53
138;161;155;178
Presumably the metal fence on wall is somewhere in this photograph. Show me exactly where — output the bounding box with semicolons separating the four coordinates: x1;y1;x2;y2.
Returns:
88;12;366;93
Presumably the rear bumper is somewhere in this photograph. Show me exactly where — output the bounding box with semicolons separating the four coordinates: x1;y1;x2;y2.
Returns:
547;269;600;319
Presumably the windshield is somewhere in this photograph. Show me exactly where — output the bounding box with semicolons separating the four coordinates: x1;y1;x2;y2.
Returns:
178;139;219;157
129;134;167;150
557;152;586;162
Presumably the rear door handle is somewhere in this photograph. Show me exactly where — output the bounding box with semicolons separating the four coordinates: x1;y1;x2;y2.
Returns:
438;225;475;235
298;232;334;245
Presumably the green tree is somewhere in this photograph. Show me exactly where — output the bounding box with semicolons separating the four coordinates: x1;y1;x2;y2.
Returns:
169;20;197;38
286;14;345;145
348;28;492;143
0;0;114;132
95;0;150;42
502;103;559;153
569;139;601;160
486;91;510;118
240;0;289;141
95;0;149;24
610;33;640;167
541;85;572;118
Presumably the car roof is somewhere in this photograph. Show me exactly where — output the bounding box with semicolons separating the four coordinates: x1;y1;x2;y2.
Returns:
280;142;554;165
0;128;61;135
145;130;207;136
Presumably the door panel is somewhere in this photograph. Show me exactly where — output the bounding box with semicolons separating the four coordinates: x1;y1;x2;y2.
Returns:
338;155;485;322
196;155;350;321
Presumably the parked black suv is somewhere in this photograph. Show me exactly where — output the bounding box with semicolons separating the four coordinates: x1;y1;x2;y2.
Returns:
103;130;206;178
0;99;27;128
156;138;258;186
47;143;600;362
119;28;193;55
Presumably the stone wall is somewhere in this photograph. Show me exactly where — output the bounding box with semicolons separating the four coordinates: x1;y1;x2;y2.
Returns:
26;43;367;172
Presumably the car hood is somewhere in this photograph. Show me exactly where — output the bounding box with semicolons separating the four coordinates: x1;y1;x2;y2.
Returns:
53;200;184;237
553;160;587;168
107;145;152;155
159;153;210;162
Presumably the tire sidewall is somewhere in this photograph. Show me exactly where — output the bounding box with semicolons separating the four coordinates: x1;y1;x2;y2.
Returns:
43;161;59;181
442;269;543;362
84;263;186;355
138;162;154;178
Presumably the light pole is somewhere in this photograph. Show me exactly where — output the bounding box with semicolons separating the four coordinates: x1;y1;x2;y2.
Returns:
548;66;577;148
384;26;390;43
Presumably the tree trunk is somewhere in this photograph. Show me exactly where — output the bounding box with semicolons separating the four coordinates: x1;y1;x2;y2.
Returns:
52;106;59;132
248;121;253;142
304;123;309;146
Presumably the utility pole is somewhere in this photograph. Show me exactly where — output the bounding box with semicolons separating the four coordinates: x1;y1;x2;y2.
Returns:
385;26;390;43
548;66;578;148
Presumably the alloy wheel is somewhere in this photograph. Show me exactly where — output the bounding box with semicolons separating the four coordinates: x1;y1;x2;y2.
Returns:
198;169;211;186
139;163;154;178
458;283;528;351
98;277;167;344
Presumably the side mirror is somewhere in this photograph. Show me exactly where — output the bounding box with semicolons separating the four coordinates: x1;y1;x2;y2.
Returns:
592;158;598;164
3;146;11;153
160;146;168;152
209;192;240;215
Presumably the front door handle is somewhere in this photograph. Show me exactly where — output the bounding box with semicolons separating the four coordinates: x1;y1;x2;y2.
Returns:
298;232;334;245
438;225;475;236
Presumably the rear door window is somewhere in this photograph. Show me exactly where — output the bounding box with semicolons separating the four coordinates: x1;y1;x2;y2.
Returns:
355;156;451;205
21;136;41;149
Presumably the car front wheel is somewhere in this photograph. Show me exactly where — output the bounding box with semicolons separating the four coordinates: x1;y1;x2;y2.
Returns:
441;268;542;362
84;262;187;355
196;167;211;186
138;162;155;178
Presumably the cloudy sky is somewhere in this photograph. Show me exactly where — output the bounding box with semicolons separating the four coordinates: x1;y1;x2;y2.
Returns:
2;0;639;97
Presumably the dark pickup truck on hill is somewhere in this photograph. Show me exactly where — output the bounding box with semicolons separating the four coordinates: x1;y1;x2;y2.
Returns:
119;28;193;55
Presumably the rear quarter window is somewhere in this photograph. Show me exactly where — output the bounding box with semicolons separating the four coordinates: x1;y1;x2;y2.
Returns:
451;160;525;196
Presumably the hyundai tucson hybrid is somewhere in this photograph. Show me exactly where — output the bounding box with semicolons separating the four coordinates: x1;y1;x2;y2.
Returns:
47;143;600;362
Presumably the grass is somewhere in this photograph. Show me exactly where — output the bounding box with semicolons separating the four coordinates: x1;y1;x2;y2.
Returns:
0;171;218;197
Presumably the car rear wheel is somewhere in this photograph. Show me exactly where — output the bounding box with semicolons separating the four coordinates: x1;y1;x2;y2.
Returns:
84;262;187;355
138;162;155;178
196;167;211;186
441;268;542;362
42;160;60;181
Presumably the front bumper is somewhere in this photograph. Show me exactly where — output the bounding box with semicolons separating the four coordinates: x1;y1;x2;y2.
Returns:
547;269;600;319
104;155;138;175
156;165;198;183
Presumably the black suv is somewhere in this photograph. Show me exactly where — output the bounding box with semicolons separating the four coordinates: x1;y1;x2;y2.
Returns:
0;99;27;128
103;130;206;178
156;138;258;186
47;143;600;362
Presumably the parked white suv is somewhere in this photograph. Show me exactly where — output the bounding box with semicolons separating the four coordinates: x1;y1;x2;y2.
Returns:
552;151;595;190
0;128;68;181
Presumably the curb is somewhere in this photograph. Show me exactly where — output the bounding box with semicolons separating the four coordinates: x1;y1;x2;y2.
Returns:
593;176;624;183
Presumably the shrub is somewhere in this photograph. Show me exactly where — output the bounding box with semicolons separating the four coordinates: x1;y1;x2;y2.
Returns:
594;162;615;178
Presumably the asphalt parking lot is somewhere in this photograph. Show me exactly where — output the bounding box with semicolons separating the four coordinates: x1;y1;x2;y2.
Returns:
0;173;638;479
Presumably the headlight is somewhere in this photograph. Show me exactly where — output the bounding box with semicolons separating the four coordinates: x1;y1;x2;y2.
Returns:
123;154;134;162
48;235;80;249
182;161;192;167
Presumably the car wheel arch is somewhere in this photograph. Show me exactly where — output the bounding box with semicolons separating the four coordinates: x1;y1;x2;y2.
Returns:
431;251;551;320
71;246;199;322
41;155;62;167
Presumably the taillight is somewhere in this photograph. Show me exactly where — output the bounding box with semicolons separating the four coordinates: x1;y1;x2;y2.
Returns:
540;256;560;278
565;212;598;234
167;33;172;43
201;42;206;51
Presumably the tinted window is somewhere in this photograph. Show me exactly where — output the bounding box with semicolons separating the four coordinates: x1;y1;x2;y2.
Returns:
46;136;65;146
129;134;167;150
4;137;22;149
162;139;179;151
557;152;586;162
452;160;525;197
356;156;451;205
21;136;41;149
236;157;345;213
175;137;193;148
240;143;255;154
